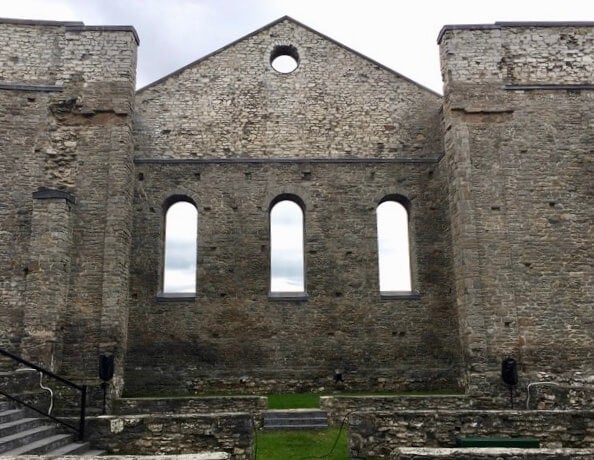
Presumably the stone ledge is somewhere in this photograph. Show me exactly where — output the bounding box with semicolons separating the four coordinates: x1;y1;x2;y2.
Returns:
0;83;63;92
438;21;594;43
268;291;309;301
505;84;594;91
380;290;421;300
392;447;594;459
12;455;229;460
155;292;195;302
66;25;140;45
134;156;444;164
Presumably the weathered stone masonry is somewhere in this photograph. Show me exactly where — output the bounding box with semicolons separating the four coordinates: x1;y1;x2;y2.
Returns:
0;17;592;405
0;18;138;396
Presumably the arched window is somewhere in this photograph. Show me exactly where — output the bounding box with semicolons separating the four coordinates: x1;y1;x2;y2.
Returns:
376;199;412;292
270;198;305;293
163;200;197;293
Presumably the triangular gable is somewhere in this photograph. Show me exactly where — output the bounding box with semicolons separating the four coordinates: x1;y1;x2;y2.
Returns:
134;16;443;160
138;16;439;97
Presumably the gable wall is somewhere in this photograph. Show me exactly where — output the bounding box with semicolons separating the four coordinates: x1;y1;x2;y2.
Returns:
134;19;442;160
126;19;459;394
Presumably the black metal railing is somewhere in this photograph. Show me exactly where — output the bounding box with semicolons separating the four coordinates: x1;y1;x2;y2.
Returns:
0;348;86;440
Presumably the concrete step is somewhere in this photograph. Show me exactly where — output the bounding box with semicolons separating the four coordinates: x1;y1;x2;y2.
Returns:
2;433;73;455
263;409;328;430
0;424;57;453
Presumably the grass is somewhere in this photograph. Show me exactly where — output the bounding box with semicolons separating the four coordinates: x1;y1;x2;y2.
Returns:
267;393;320;409
266;389;463;409
256;428;347;460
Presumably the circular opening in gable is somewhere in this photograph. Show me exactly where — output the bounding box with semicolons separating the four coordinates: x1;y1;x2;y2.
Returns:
270;45;299;74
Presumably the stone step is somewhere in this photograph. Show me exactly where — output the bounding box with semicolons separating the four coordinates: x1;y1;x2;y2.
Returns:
263;409;328;430
265;423;329;430
2;433;73;455
0;402;12;412
0;390;103;455
0;417;43;438
0;409;25;424
45;440;93;457
264;409;328;420
0;424;57;453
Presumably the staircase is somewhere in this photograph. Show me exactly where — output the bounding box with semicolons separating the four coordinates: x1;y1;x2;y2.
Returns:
0;400;103;456
263;409;328;430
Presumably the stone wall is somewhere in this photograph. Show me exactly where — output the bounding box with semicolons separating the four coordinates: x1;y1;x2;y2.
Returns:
320;395;468;425
1;15;592;412
125;159;459;394
349;410;594;457
439;22;594;398
114;396;267;415
85;413;253;460
124;17;459;394
527;383;594;410
0;18;138;394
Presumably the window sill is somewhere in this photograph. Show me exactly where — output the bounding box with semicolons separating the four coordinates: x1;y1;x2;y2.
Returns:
268;291;309;301
156;292;196;302
380;290;421;300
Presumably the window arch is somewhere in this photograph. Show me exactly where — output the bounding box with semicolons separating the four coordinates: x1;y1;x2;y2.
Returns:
163;199;198;293
269;196;305;293
376;198;412;292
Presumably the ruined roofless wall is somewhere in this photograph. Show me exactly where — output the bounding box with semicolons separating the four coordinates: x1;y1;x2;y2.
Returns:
126;18;460;394
0;18;138;391
439;23;594;398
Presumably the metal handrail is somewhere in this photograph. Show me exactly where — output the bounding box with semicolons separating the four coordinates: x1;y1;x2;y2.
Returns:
0;348;86;440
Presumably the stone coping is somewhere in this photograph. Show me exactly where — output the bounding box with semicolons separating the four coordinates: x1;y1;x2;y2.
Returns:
438;21;594;43
393;447;594;459
321;393;466;399
92;411;250;420
120;395;264;400
355;408;594;415
12;456;229;460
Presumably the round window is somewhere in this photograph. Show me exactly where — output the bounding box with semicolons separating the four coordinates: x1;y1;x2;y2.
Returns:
270;45;299;74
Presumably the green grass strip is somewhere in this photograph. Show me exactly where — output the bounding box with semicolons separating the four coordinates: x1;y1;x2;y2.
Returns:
256;428;347;460
267;393;320;409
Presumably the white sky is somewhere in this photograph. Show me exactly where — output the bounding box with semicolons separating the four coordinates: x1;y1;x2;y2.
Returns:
270;200;305;292
1;0;593;93
376;201;411;292
164;202;197;293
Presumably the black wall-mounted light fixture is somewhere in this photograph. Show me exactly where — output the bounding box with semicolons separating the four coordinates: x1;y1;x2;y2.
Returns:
501;357;518;408
99;353;115;415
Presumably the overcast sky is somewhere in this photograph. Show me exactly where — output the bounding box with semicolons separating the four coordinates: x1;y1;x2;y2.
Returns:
1;0;593;93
